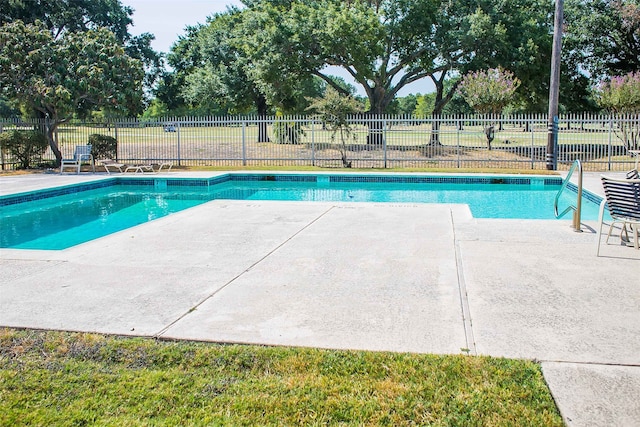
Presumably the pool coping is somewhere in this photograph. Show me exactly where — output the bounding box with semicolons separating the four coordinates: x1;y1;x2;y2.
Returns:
0;170;602;207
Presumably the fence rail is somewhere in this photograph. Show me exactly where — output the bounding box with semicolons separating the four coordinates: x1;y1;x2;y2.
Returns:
1;114;639;171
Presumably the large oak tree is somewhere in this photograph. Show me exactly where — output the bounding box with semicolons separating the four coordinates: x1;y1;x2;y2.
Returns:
0;21;143;164
1;0;163;96
241;1;553;112
164;7;327;141
565;0;640;80
238;0;556;143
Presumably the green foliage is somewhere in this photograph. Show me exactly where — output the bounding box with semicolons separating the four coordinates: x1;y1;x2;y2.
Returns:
1;0;163;94
169;11;275;141
414;94;434;118
0;96;19;117
458;68;521;115
0;21;144;117
596;71;640;150
306;88;364;133
173;13;257;114
238;0;555;117
88;134;118;161
0;20;144;162
307;87;363;167
447;0;554;114
389;94;418;116
565;0;640;80
241;0;424;114
273;113;305;144
141;99;169;119
0;329;564;426
597;72;640;113
457;67;521;149
172;8;326;120
414;89;474;118
0;0;133;41
0;129;48;169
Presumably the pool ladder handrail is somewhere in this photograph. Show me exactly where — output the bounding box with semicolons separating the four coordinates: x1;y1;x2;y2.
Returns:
554;159;583;232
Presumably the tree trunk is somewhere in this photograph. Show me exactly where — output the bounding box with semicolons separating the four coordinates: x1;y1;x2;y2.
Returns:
365;87;388;146
429;76;460;145
430;83;445;145
366;113;384;146
37;111;62;165
255;95;270;143
430;116;441;145
47;125;62;165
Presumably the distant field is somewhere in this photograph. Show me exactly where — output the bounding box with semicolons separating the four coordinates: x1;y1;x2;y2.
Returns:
2;118;636;171
47;122;615;149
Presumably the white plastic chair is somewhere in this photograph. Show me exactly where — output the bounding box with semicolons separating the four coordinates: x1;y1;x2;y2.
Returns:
60;145;94;174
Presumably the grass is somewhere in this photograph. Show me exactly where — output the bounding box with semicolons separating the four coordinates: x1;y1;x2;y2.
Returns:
0;163;563;176
0;329;563;426
4;120;635;172
37;122;615;150
183;164;561;174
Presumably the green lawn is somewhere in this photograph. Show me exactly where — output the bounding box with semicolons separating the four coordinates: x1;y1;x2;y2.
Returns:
4;120;633;171
0;329;564;426
41;121;615;150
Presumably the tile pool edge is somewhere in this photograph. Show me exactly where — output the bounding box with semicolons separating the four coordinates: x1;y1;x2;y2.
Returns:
0;178;118;206
0;172;603;207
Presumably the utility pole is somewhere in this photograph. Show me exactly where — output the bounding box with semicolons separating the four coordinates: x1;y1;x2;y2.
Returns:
546;0;564;170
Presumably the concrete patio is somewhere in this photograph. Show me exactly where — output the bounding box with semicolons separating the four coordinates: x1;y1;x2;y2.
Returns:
1;171;639;426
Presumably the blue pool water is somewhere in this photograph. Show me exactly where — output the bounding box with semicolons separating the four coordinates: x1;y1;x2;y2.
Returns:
0;187;213;250
0;174;604;250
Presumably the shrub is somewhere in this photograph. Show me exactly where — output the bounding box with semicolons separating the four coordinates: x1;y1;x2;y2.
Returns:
458;68;520;150
596;72;640;114
306;88;362;167
597;72;640;151
458;68;521;115
88;134;118;161
273;112;305;145
0;129;48;169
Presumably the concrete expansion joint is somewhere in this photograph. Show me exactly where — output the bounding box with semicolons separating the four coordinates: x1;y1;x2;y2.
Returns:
540;359;640;368
153;206;337;339
451;209;477;356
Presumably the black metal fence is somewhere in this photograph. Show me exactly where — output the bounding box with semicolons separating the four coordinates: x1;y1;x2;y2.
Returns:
1;114;639;171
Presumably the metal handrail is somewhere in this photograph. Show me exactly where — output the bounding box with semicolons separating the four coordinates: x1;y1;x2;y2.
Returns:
554;159;583;232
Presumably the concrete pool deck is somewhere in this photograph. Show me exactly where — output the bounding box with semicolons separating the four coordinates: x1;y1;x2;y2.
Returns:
0;171;639;426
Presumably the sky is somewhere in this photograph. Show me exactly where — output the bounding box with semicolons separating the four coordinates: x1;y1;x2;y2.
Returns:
121;0;433;96
122;0;244;53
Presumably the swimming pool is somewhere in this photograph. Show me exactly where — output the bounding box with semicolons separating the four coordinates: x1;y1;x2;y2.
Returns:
0;173;604;250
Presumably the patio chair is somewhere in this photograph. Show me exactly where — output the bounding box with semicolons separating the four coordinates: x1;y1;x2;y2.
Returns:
122;163;155;173
150;161;173;172
98;159;127;174
123;161;173;173
60;145;94;174
596;175;640;255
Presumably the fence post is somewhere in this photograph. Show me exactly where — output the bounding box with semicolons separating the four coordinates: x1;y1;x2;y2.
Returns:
383;117;388;168
311;118;315;167
1;123;4;171
456;117;461;168
530;116;535;169
114;121;119;161
608;117;613;171
546;116;559;170
176;120;182;166
242;119;247;166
